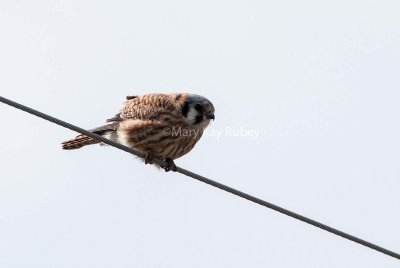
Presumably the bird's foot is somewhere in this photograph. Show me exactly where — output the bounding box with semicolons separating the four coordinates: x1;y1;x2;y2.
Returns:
164;158;177;172
144;152;154;165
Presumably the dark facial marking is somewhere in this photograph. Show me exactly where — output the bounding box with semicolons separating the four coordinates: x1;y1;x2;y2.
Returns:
175;94;182;101
181;102;190;117
194;114;203;124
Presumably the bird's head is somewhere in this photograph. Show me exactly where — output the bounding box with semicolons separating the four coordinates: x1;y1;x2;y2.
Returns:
180;94;215;127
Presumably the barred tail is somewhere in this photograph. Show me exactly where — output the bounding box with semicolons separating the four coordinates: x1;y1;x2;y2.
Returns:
61;122;119;150
62;135;100;150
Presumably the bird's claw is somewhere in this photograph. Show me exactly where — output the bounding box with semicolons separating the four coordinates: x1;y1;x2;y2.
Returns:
144;153;154;165
164;158;177;172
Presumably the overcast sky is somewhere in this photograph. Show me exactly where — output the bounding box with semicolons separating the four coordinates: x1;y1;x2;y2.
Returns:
1;0;400;267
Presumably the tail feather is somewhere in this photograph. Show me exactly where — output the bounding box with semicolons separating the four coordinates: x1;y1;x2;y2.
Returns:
62;135;100;150
61;122;119;150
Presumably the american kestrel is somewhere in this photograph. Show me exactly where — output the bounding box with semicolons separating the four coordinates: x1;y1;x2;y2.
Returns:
62;93;215;171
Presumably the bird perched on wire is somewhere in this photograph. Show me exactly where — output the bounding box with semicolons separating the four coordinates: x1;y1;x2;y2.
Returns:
62;93;215;171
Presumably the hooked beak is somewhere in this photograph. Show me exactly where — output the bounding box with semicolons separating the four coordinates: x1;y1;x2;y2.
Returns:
207;113;215;120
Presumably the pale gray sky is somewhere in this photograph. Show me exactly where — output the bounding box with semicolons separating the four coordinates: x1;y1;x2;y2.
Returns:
1;0;400;267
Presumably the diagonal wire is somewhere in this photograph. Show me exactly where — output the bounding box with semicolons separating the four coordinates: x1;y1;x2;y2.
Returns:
1;95;399;261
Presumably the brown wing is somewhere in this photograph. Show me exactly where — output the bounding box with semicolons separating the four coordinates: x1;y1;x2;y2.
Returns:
107;93;178;122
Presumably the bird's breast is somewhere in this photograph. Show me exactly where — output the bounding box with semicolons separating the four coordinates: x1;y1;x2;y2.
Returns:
116;119;205;160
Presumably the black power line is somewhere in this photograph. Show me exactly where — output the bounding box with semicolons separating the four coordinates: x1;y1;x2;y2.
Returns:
1;95;399;261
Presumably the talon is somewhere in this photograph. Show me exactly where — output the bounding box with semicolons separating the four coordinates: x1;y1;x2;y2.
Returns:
145;152;154;165
164;158;177;172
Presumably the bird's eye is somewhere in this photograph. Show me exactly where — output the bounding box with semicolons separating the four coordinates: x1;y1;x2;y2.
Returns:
194;104;203;111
